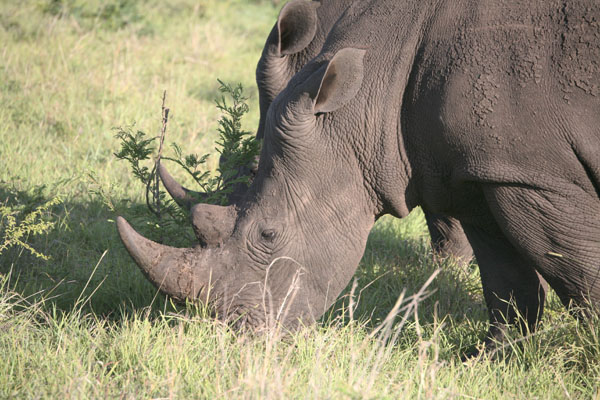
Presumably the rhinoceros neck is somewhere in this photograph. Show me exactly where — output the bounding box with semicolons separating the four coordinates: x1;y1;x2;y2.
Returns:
317;0;440;219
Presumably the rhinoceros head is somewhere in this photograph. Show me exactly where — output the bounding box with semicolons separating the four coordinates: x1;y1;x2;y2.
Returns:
118;47;375;330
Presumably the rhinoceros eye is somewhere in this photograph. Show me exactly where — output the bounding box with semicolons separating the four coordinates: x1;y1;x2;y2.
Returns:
261;229;277;242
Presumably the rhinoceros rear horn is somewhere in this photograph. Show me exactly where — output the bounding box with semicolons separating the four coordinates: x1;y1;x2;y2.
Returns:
309;48;366;114
158;164;206;211
277;0;319;55
116;216;216;303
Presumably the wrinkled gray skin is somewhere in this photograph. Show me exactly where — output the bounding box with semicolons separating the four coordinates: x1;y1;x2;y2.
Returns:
119;0;600;342
160;0;473;261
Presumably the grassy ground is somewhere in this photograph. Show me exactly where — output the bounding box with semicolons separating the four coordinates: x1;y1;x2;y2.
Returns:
1;1;600;398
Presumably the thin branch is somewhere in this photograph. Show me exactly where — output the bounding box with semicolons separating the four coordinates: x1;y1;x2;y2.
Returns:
145;91;170;242
157;90;169;215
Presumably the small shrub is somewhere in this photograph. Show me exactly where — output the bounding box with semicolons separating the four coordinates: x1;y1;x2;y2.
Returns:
0;196;61;261
115;80;260;240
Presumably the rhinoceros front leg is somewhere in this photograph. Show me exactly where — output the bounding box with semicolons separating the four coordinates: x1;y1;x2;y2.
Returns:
461;221;547;347
424;212;473;265
482;183;600;312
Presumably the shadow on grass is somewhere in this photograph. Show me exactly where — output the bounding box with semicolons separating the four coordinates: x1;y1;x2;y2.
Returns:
322;213;489;355
0;181;487;344
0;182;197;319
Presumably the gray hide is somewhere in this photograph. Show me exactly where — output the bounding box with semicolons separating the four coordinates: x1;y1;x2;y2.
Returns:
119;0;600;344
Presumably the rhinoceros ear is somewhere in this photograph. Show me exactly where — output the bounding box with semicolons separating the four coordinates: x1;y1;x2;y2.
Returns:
309;48;366;114
277;0;319;56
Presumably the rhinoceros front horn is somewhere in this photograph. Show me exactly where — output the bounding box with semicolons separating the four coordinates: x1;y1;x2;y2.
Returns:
116;216;218;303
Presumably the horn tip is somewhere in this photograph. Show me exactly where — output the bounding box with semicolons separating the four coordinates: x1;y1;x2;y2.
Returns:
157;164;192;208
157;164;175;188
116;216;161;275
157;163;168;178
116;215;127;233
116;216;136;248
116;215;130;232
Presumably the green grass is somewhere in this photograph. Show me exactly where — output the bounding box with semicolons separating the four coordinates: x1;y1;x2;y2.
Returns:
1;1;600;398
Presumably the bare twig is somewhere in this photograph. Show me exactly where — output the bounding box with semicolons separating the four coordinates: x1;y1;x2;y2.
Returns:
156;91;169;216
144;91;170;241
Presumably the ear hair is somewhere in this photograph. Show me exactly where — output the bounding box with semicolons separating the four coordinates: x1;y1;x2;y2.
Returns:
277;0;320;56
307;48;366;114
